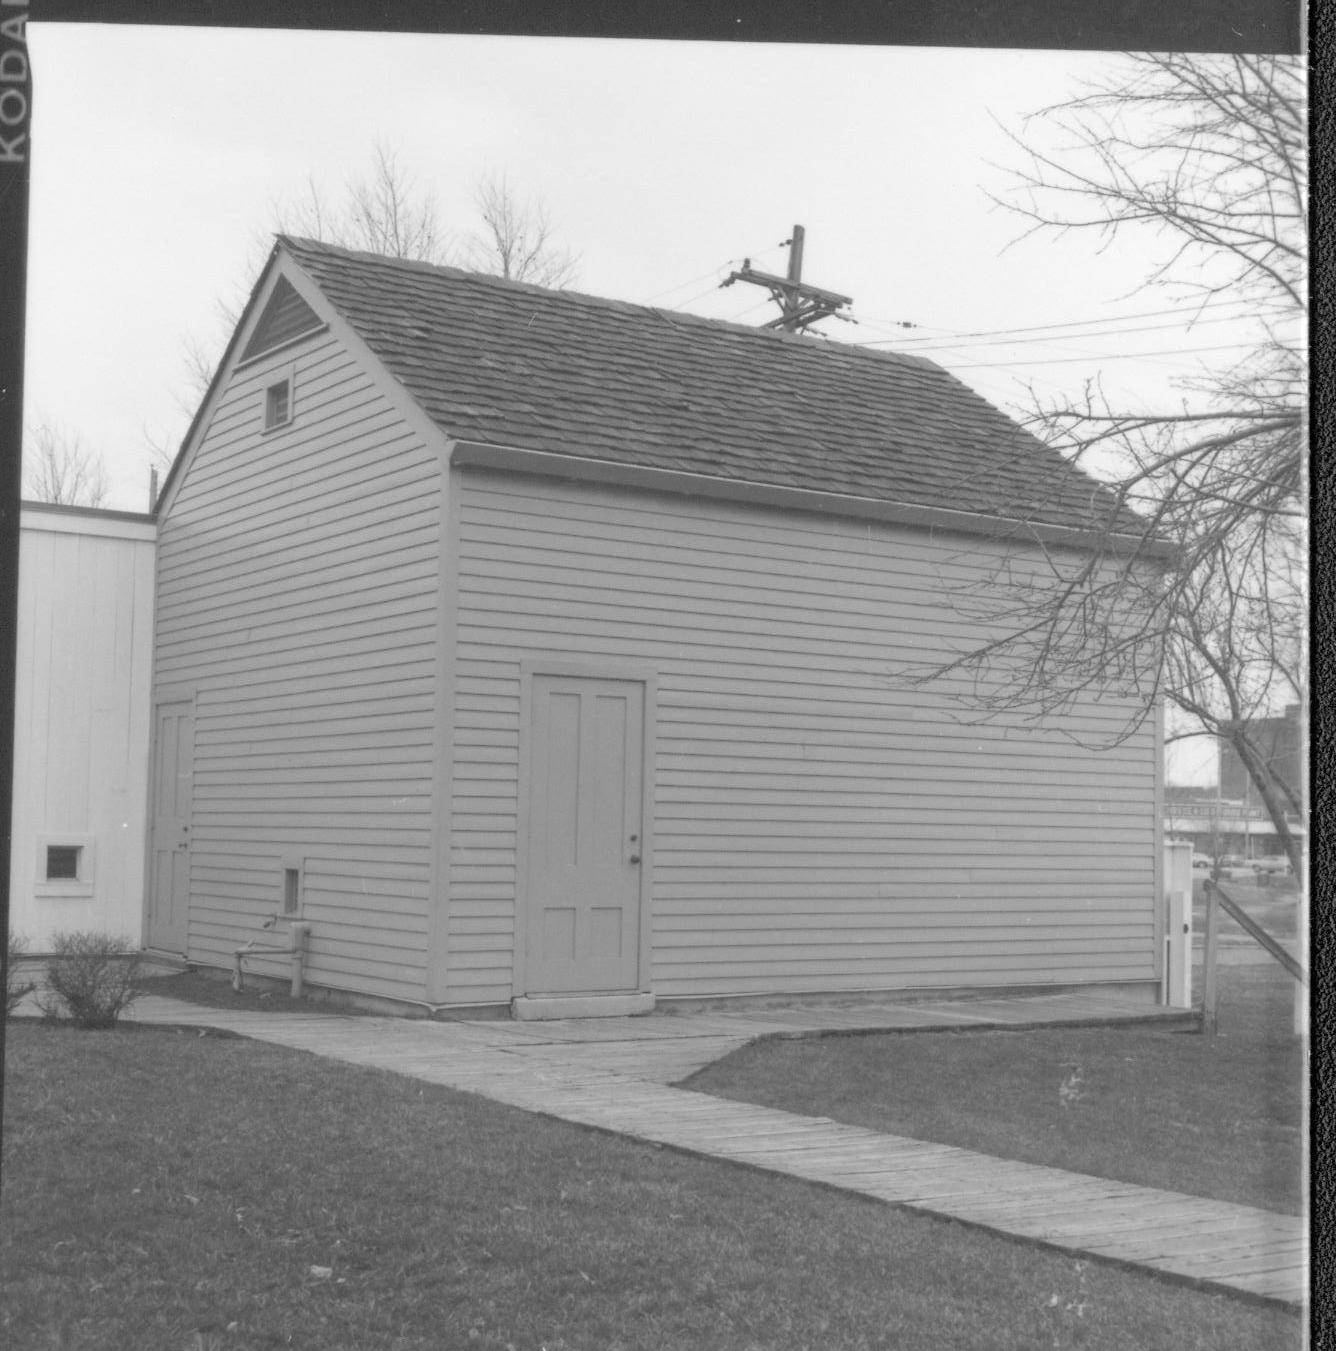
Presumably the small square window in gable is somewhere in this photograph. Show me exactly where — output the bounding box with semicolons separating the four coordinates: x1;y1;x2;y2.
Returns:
264;377;292;431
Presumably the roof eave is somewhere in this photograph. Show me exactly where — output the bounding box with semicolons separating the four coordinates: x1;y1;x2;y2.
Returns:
448;441;1174;559
154;238;292;517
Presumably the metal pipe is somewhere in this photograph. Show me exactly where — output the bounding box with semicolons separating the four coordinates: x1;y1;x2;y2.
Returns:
288;923;312;998
232;923;312;995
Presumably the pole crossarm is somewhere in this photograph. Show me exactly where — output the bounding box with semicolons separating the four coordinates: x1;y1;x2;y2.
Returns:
721;226;854;334
722;266;853;332
724;265;853;312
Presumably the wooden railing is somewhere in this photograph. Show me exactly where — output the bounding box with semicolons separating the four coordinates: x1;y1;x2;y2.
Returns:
1201;878;1308;1035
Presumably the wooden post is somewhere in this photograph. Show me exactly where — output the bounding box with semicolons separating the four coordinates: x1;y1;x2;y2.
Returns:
1295;878;1308;1038
787;225;805;285
782;225;805;328
1202;880;1220;1035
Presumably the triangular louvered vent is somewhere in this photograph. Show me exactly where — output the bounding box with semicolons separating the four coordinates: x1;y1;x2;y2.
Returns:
239;276;323;362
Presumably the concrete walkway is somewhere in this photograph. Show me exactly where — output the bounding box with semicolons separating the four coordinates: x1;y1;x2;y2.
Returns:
113;990;1304;1309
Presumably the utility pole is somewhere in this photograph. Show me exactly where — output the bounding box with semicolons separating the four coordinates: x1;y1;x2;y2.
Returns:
722;225;853;333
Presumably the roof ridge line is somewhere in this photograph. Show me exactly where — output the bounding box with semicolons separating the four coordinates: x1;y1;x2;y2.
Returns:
277;233;943;369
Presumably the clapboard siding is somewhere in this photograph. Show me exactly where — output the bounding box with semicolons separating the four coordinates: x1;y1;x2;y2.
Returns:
447;471;1157;1004
155;330;441;1002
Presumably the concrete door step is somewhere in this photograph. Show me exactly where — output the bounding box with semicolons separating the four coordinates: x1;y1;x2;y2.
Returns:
511;992;655;1020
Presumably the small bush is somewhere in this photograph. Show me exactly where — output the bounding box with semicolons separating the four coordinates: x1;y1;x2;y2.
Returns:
6;931;37;1014
39;932;142;1029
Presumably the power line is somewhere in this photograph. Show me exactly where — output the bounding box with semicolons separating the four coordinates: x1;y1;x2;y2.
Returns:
637;243;786;308
670;279;739;312
856;296;1284;341
941;341;1297;371
848;296;1289;349
639;257;1299;382
722;297;778;325
638;268;729;307
871;311;1293;357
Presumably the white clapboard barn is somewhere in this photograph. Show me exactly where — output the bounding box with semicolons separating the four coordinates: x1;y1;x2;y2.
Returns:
148;236;1168;1017
11;502;156;950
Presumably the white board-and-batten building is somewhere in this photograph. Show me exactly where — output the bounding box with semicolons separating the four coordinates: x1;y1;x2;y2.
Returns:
11;502;156;950
146;236;1168;1017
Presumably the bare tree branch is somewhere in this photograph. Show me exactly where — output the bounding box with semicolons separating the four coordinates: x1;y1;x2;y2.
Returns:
23;424;110;508
997;54;1306;312
155;150;585;514
925;54;1307;869
275;144;453;266
463;172;580;288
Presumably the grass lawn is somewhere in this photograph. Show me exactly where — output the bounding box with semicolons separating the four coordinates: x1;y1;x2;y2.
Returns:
137;968;384;1017
1192;878;1300;944
1;1018;1301;1351
685;963;1306;1217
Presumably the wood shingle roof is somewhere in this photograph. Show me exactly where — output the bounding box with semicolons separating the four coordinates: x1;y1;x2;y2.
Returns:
282;236;1144;537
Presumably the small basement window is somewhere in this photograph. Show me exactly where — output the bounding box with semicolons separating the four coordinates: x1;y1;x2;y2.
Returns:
46;844;82;881
282;866;301;915
35;836;96;897
264;377;292;430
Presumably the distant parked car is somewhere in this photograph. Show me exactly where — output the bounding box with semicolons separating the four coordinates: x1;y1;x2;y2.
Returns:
1192;854;1213;872
1250;855;1293;876
1214;856;1257;882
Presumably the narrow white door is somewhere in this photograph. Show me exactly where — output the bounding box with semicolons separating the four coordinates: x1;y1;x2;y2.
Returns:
147;700;193;953
524;676;645;996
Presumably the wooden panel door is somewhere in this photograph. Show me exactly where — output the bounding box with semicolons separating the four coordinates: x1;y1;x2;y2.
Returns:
148;699;194;953
524;676;645;996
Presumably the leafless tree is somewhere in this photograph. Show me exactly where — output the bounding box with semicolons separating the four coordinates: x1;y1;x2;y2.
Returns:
173;151;578;419
925;54;1306;868
159;151;580;504
279;143;452;265
167;143;455;417
462;172;579;287
24;423;109;508
176;330;227;410
142;423;177;479
1002;53;1305;312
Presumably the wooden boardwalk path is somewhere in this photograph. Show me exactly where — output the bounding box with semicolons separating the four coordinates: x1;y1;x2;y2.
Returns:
123;992;1305;1309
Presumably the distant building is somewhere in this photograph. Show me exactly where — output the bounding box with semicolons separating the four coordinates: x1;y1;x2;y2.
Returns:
1219;704;1303;802
1164;784;1304;861
1161;706;1305;862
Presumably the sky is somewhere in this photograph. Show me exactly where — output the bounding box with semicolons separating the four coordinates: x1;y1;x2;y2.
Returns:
24;24;1282;781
